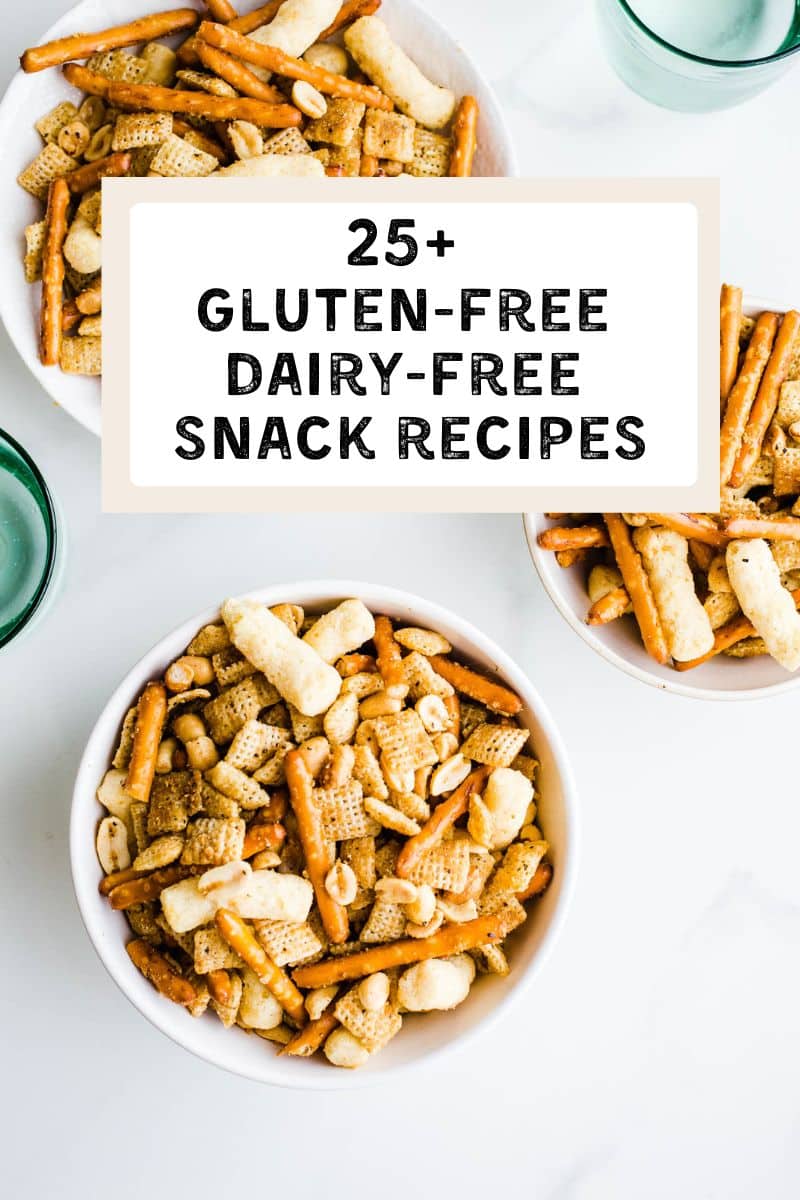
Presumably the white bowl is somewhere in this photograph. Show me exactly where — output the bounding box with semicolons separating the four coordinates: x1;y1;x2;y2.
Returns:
71;581;577;1088
525;298;800;702
0;0;516;437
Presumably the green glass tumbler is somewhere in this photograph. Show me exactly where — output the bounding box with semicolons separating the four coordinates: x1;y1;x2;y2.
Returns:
596;0;800;111
0;429;63;649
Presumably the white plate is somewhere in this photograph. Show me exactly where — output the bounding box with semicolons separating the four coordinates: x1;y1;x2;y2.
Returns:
0;0;517;437
525;297;800;702
71;582;577;1088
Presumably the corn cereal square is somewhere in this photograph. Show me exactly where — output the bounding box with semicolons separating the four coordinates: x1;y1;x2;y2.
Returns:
405;127;451;177
147;770;204;835
305;99;365;146
180;816;245;865
362;109;415;163
334;987;402;1052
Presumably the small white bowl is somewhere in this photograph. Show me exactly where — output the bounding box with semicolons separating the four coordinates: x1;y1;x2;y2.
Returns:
71;581;578;1088
0;0;516;437
525;298;800;702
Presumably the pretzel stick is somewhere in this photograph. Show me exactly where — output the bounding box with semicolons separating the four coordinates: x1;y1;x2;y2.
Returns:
337;653;377;676
517;860;553;902
127;939;197;1005
242;821;286;857
206;0;237;18
587;586;630;626
280;1010;339;1057
108;865;193;909
226;0;283;35
648;513;728;549
603;514;670;665
285;750;349;944
39;179;70;367
373;614;406;698
196;22;393;109
206;969;234;1006
21;8;199;72
448;95;478;178
719;311;778;486
194;39;287;102
106;78;302;126
722;517;800;540
75;279;102;315
556;548;587;568
319;0;382;40
429;656;522;716
674;590;800;671
730;309;800;487
215;909;306;1024
720;284;743;408
396;765;490;878
99;865;146;895
124;682;167;802
293;906;524;989
537;524;609;551
62;62;111;97
67;151;132;195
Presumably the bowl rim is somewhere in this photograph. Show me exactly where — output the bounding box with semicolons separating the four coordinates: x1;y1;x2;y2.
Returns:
70;579;579;1089
524;297;800;703
0;0;518;439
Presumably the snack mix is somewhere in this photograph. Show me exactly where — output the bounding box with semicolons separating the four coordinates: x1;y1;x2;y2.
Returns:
95;596;552;1068
19;0;481;376
537;287;800;674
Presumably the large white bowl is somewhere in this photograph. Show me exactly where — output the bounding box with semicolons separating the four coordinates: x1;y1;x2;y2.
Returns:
71;581;578;1088
0;0;516;437
525;298;800;702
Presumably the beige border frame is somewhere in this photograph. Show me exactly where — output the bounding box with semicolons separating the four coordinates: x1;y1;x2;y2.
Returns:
102;177;719;513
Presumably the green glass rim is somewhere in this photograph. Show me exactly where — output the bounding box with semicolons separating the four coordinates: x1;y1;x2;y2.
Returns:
615;0;800;68
0;427;58;650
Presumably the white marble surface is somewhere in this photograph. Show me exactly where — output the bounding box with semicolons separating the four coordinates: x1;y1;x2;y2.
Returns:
2;2;800;1196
